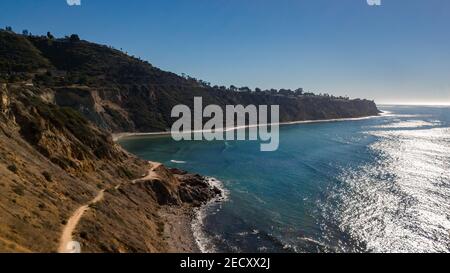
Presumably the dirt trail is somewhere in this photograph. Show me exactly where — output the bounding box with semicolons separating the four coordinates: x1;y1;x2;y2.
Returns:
57;162;159;253
57;190;105;253
132;161;161;183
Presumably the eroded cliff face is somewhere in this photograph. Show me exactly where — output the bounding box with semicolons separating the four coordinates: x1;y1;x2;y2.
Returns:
75;165;220;253
12;32;378;133
0;84;12;119
1;30;379;134
54;84;380;133
0;30;378;252
0;83;220;253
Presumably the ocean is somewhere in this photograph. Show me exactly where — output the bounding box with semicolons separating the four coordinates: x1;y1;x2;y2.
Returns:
118;106;450;253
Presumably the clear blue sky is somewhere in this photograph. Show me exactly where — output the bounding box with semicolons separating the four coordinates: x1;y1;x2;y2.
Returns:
1;0;449;104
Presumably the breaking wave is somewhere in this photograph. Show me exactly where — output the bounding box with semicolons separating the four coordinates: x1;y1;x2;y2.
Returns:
191;177;229;253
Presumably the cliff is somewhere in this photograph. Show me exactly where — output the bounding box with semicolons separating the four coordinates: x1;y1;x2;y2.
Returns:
1;31;379;133
0;81;219;252
0;30;379;252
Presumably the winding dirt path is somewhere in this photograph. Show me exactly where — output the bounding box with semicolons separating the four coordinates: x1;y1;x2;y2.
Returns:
57;162;161;253
132;162;161;183
57;190;105;253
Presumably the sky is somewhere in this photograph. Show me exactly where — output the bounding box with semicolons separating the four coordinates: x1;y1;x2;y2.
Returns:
1;0;449;105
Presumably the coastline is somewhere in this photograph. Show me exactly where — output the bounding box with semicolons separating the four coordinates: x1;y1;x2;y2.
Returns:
157;177;228;253
112;114;382;142
191;177;229;253
158;206;202;253
112;113;382;253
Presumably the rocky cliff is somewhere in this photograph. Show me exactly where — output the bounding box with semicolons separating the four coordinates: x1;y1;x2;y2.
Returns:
0;30;379;252
0;81;220;252
1;31;379;133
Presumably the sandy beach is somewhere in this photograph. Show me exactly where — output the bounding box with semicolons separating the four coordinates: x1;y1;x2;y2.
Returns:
112;114;382;142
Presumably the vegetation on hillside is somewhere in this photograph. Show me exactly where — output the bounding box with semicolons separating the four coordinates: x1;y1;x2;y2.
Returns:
0;28;379;133
0;26;379;253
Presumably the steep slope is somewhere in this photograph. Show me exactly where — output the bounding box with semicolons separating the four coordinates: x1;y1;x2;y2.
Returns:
0;31;379;133
0;82;219;252
0;32;50;75
0;30;378;252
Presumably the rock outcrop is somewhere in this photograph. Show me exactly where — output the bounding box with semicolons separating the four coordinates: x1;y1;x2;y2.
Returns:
0;84;10;116
0;30;379;252
0;82;219;253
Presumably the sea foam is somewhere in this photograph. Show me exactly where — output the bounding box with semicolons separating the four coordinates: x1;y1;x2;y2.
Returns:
191;177;229;253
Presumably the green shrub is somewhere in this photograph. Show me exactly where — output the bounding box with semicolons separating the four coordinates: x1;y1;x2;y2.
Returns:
42;171;52;182
7;164;18;173
11;185;24;196
79;231;88;239
118;166;134;179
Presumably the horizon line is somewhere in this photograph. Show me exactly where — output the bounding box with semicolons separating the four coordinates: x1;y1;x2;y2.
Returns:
378;102;450;106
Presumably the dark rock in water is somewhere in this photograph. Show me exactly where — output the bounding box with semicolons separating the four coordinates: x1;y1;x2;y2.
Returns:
212;186;222;195
175;172;222;207
170;168;188;175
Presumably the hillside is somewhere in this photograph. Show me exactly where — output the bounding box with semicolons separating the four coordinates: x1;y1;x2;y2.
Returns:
0;30;379;252
0;81;220;252
1;30;379;133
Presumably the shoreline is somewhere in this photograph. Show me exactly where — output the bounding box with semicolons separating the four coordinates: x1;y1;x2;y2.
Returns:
113;113;383;253
158;177;228;253
191;177;230;253
158;206;202;253
112;114;382;142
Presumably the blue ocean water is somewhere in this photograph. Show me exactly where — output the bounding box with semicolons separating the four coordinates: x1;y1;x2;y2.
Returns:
118;106;450;253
